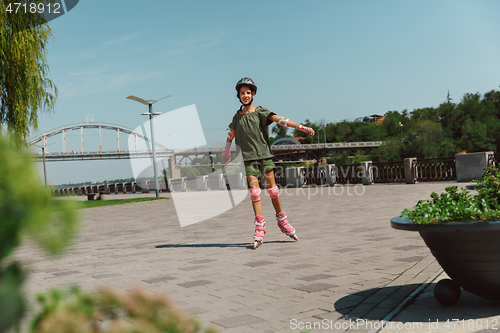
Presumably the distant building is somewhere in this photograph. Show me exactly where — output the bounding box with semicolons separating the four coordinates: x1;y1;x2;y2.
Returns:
356;114;385;125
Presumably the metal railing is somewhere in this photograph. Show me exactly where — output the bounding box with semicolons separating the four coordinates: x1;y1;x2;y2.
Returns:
488;153;497;167
271;141;384;151
275;173;287;188
335;164;363;184
372;160;405;183
302;167;327;185
413;156;456;181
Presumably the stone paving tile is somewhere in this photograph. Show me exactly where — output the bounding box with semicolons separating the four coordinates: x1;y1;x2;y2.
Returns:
142;275;176;284
177;280;214;288
283;263;317;269
297;273;336;281
293;282;339;293
12;182;481;332
92;273;121;279
211;314;263;328
178;264;211;271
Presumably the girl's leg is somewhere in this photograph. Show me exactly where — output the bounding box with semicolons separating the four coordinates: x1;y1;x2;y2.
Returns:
247;175;266;248
264;170;298;240
247;175;263;216
263;170;282;213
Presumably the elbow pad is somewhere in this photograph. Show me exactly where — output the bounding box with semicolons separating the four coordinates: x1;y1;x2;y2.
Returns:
277;116;290;127
227;131;235;140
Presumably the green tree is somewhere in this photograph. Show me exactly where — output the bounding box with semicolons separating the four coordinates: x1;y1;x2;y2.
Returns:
269;123;288;144
403;120;456;159
0;134;78;332
371;138;402;162
381;111;408;138
0;2;57;144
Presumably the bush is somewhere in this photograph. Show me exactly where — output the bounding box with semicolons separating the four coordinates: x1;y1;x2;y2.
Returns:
0;135;78;332
29;287;217;333
0;134;218;333
402;166;500;224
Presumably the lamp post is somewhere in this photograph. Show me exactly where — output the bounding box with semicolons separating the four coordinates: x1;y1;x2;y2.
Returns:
319;125;326;145
30;142;52;186
126;95;171;198
42;146;47;186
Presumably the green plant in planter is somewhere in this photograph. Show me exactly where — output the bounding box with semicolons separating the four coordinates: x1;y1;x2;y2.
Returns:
402;166;500;224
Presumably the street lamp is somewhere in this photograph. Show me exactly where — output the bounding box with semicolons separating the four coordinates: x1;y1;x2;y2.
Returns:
319;125;326;145
126;94;171;198
31;142;54;187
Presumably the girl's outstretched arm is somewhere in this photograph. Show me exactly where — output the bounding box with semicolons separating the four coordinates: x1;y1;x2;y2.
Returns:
268;115;315;136
222;129;235;164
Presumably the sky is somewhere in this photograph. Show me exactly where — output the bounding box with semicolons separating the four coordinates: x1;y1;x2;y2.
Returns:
27;0;500;185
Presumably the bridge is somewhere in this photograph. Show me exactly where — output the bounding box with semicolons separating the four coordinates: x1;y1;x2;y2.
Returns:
28;123;384;164
175;140;384;166
28;123;174;161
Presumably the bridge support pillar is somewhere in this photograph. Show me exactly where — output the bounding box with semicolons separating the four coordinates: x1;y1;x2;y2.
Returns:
361;161;373;185
404;158;418;184
196;176;208;191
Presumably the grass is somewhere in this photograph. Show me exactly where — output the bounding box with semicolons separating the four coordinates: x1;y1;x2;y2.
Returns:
80;197;168;209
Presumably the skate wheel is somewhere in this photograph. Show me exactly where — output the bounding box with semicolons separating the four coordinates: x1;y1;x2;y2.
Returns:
253;240;262;249
291;234;298;241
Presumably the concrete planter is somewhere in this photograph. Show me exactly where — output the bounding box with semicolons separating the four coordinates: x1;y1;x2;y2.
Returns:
391;216;500;301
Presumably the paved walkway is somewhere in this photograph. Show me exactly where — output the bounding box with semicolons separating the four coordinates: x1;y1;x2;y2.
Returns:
13;181;500;332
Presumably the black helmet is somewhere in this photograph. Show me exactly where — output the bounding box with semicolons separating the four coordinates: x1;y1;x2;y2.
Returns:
235;77;257;94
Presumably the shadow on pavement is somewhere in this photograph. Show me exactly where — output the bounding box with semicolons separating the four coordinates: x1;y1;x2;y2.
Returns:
155;240;293;249
335;284;500;322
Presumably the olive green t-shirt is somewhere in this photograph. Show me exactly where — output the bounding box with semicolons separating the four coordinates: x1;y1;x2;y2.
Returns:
228;107;276;161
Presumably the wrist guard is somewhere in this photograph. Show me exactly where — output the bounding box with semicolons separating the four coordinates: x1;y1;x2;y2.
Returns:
297;125;312;134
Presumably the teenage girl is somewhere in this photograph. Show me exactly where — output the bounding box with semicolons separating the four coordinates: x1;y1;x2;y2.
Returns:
222;78;314;249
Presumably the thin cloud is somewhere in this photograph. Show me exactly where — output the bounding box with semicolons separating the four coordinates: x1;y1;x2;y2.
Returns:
58;68;159;98
160;32;227;59
103;31;150;46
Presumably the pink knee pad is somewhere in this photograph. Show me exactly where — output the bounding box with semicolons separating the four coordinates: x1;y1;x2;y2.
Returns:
267;186;280;199
250;188;261;202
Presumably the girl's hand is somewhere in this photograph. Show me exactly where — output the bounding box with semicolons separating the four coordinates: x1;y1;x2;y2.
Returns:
297;125;315;136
